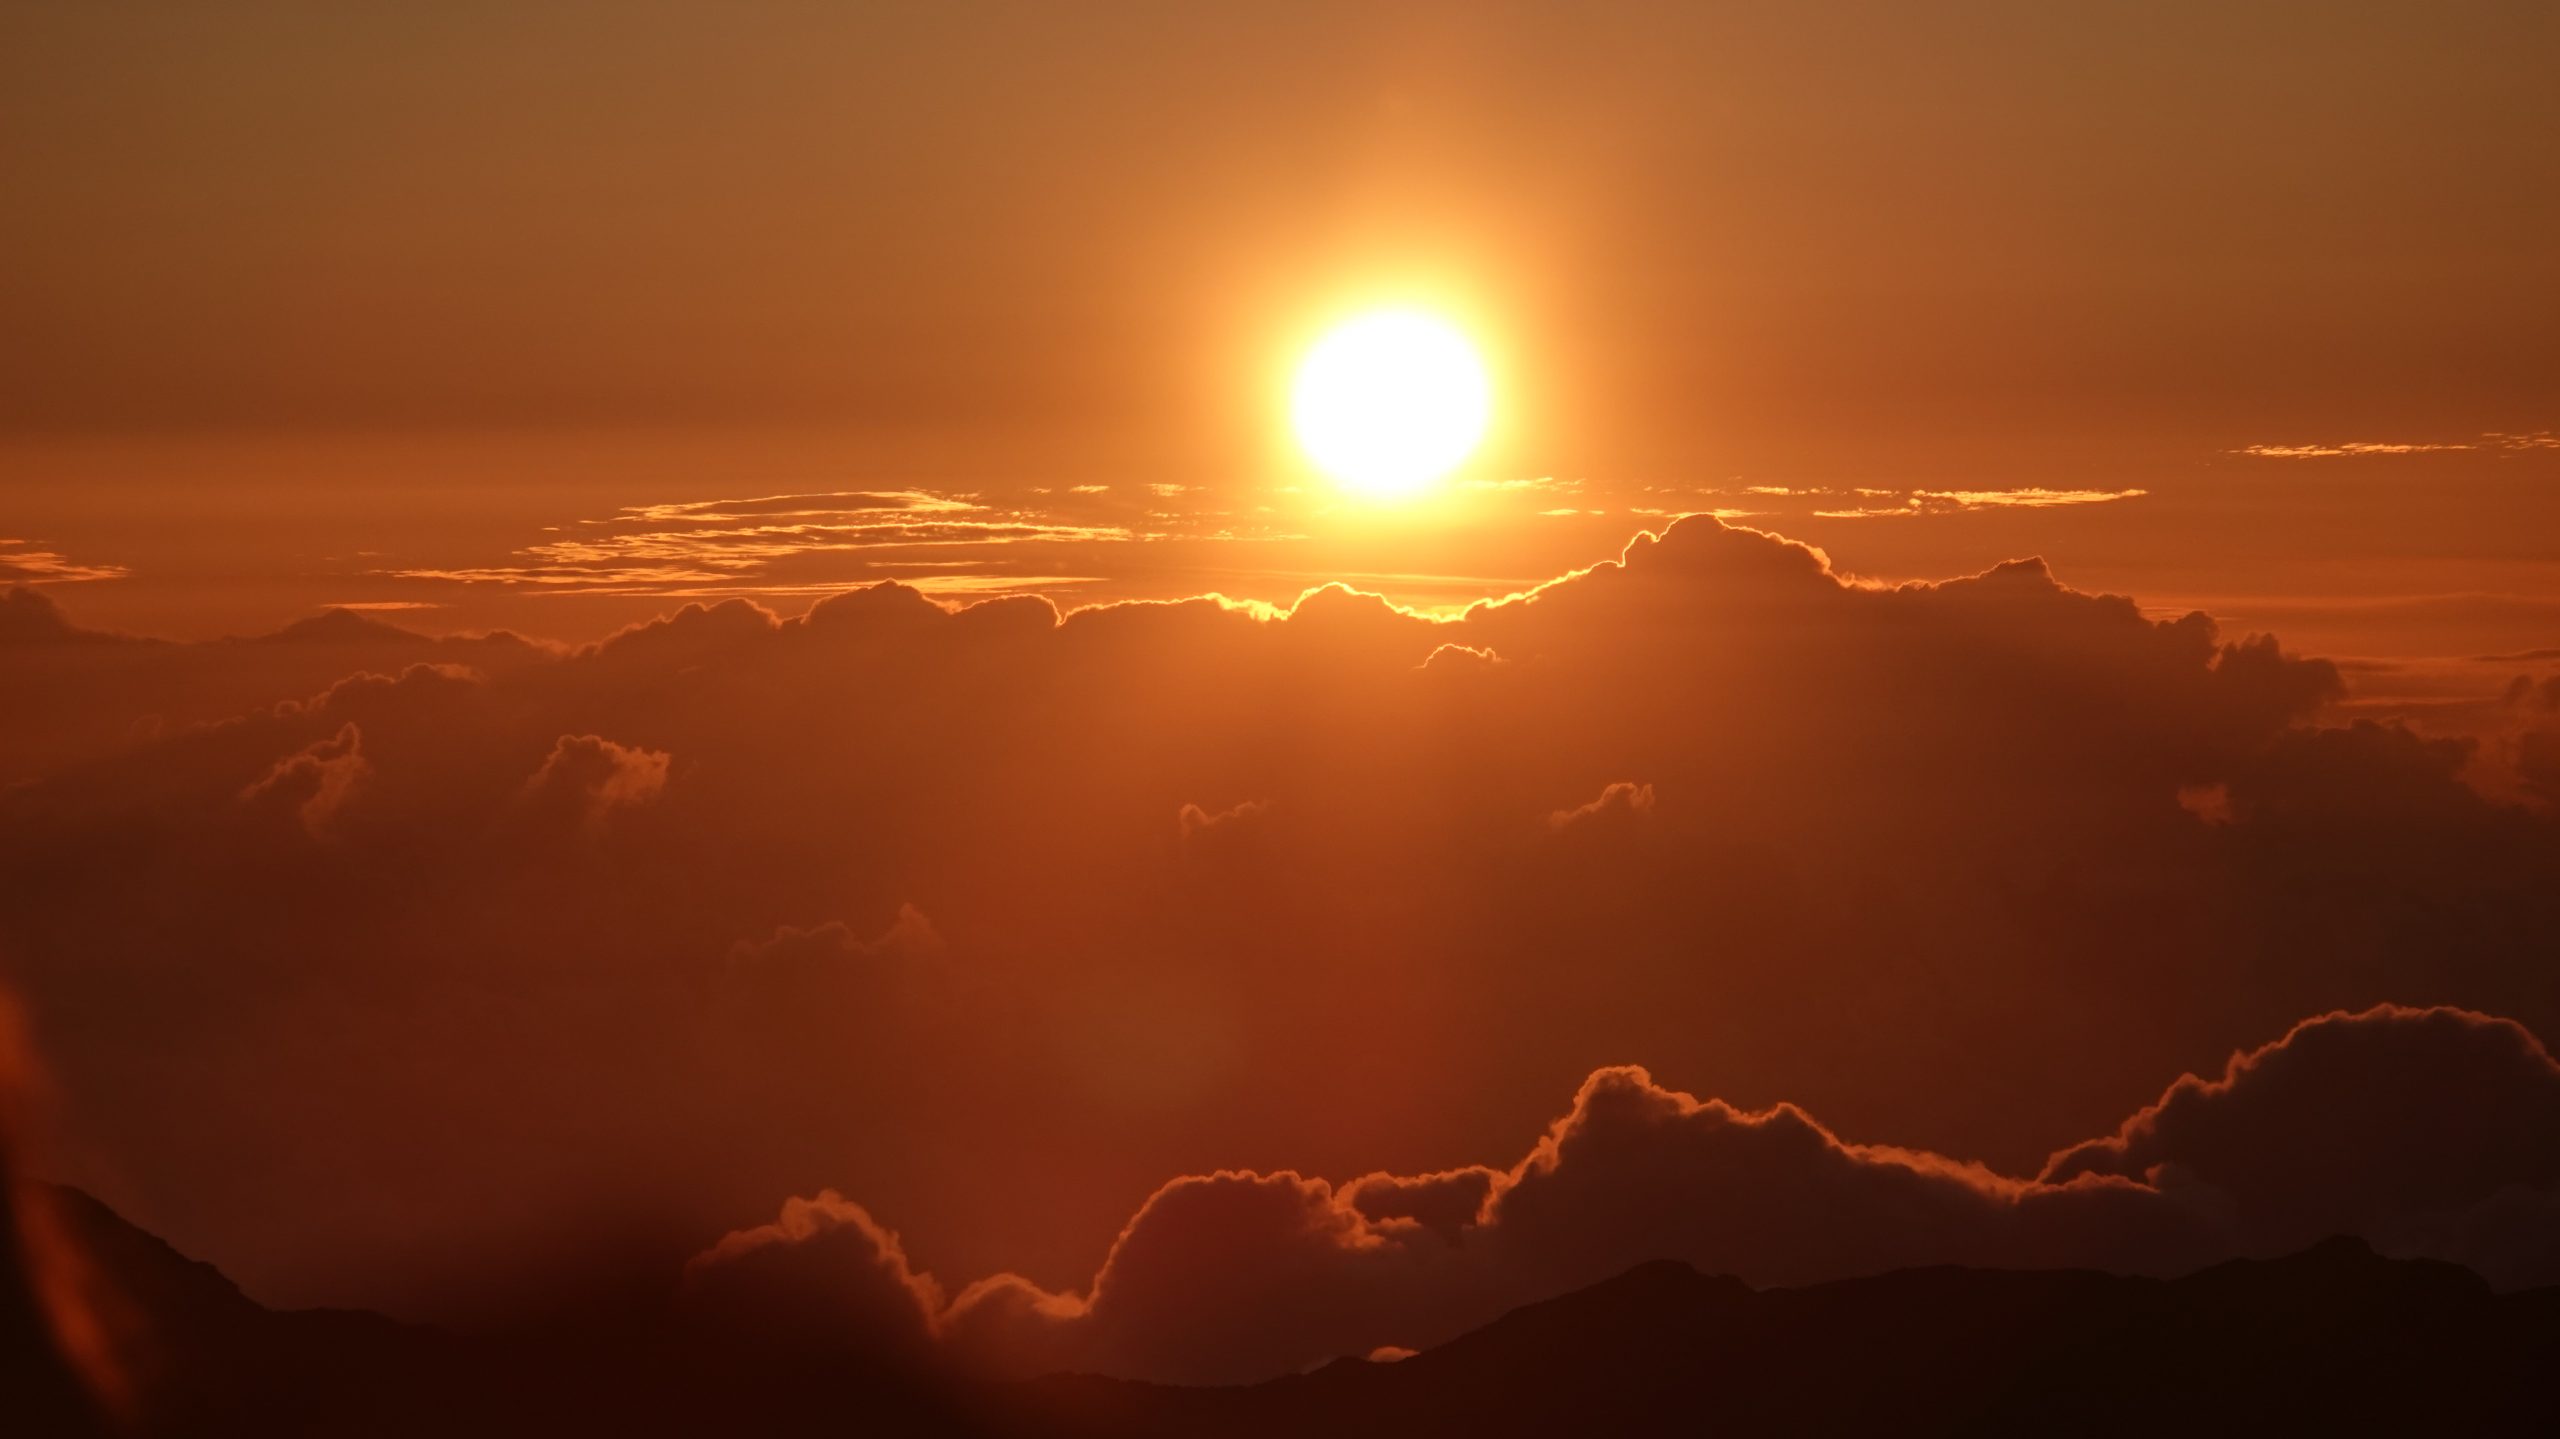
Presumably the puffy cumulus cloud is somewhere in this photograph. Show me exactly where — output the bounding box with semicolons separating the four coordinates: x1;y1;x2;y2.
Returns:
724;905;943;978
678;1191;941;1359
2523;730;2560;810
2484;671;2560;813
709;907;947;1045
2224;720;2486;829
812;1007;2560;1384
0;600;549;786
516;733;670;833
238;722;370;838
1175;798;1267;840
2174;780;2235;825
2043;1006;2560;1278
932;1067;2211;1384
940;1169;1465;1385
1469;1068;2210;1297
2;517;2555;1325
1174;799;1269;865
1417;641;1502;673
1449;525;2349;864
1547;780;1654;831
1343;1167;1499;1241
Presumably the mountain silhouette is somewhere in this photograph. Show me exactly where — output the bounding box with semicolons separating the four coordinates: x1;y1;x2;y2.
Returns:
1018;1239;2559;1436
7;1184;2554;1436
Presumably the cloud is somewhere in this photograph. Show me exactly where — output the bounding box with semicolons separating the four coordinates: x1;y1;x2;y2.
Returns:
405;488;1132;589
0;602;546;785
2231;431;2558;459
1547;781;1654;831
2236;441;2474;458
726;906;942;975
239;722;371;838
2521;730;2560;810
377;485;1270;601
678;1191;942;1359
2043;1005;2560;1265
517;734;670;833
1175;799;1268;857
1417;641;1502;673
1810;488;2148;517
2;515;2552;1332
1343;1167;1499;1241
2174;780;2234;825
938;1167;1470;1384
1471;1068;2205;1294
752;1006;2560;1384
0;541;128;586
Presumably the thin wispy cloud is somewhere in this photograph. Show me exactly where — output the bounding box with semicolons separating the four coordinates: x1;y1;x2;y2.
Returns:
1810;488;2148;518
2234;431;2559;459
608;490;981;524
387;490;1146;597
0;539;129;584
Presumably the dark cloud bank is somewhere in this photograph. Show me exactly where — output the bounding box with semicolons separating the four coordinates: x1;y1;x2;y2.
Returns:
699;1003;2560;1384
3;516;2558;1384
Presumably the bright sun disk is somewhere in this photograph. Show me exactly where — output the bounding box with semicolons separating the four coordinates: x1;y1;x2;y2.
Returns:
1292;310;1491;499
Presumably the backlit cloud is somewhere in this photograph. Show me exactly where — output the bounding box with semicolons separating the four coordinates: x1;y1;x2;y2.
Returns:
2232;431;2559;459
1810;488;2148;518
1;516;2550;1336
0;541;128;585
387;488;1145;599
717;1005;2560;1384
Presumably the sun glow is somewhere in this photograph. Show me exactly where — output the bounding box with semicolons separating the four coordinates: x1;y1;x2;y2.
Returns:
1291;310;1491;500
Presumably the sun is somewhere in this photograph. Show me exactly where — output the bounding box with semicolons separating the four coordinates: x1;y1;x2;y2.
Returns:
1291;309;1491;500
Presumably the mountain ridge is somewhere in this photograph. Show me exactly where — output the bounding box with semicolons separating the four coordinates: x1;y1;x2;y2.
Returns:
8;1183;2554;1437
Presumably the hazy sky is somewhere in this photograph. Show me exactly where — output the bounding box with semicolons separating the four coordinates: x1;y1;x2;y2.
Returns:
5;1;2556;658
6;4;2560;1390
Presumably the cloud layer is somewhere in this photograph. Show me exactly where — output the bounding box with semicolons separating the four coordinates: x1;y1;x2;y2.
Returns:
1;516;2554;1332
689;1004;2560;1384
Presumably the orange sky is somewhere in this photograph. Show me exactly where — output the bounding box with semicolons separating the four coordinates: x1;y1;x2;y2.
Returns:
6;5;2560;1393
4;0;2556;670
